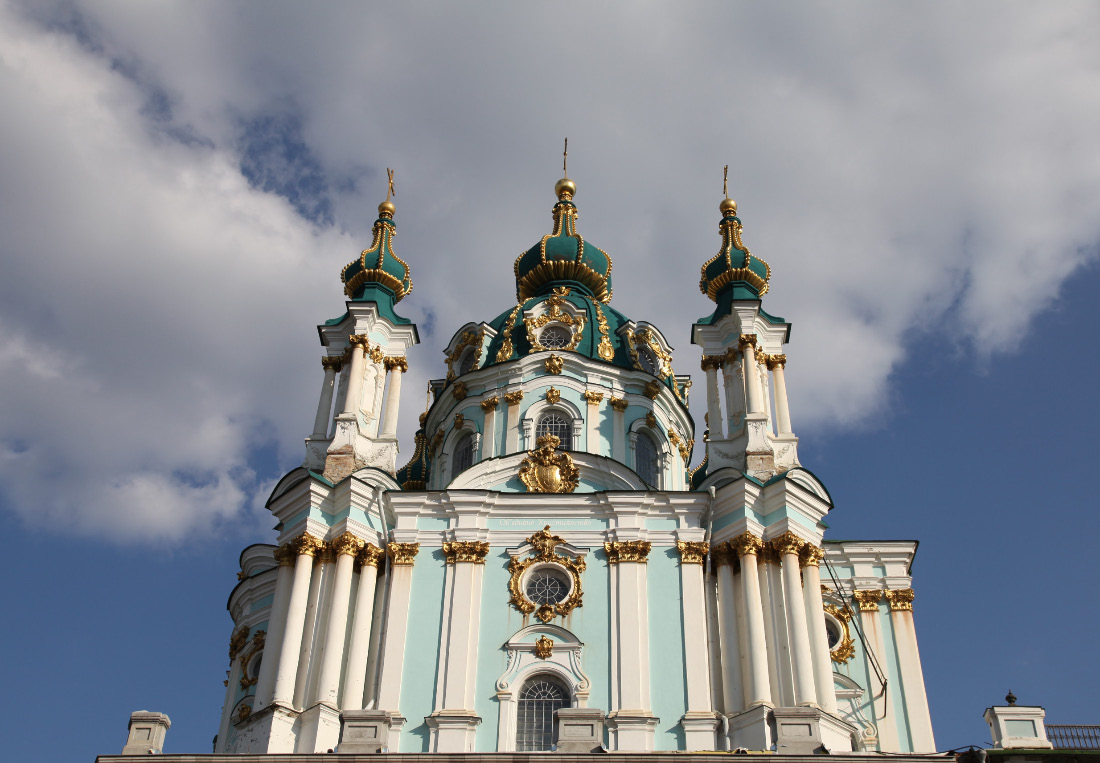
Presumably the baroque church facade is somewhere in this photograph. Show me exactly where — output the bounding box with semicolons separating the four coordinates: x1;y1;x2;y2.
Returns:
214;171;936;755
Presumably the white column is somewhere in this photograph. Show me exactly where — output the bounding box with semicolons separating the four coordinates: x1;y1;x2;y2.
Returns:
271;535;323;707
436;543;489;721
255;549;295;709
375;543;419;712
887;589;936;752
315;533;364;706
607;540;656;750
610;398;627;462
341;545;383;709
678;541;718;749
584;392;603;454
770;357;792;435
775;533;817;706
380;357;406;437
721;352;745;434
313;360;340;437
481;399;499;458
342;339;367;416
294;552;329;710
217;647;243;751
715;550;745;714
703;359;724;439
799;547;837;712
741;337;763;415
730;533;771;707
853;590;899;752
758;553;787;706
504;392;523;453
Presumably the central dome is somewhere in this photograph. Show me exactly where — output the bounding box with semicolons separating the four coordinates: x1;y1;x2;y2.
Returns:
513;179;613;303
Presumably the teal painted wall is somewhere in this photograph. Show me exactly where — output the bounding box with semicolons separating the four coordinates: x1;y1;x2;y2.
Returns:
398;549;447;752
647;546;688;750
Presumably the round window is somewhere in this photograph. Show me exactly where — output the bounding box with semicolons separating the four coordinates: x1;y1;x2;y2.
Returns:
525;566;571;605
540;325;572;349
825;617;842;649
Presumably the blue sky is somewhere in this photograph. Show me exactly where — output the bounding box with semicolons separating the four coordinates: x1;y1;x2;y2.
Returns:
1;2;1099;760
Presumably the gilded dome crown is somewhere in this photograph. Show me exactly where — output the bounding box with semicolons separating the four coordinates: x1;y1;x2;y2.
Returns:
699;200;770;301
341;195;413;302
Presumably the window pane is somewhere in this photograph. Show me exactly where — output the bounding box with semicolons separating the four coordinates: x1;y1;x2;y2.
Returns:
637;433;659;487
526;567;570;605
516;678;569;751
458;349;477;375
540;325;572;349
536;412;573;450
452;434;474;475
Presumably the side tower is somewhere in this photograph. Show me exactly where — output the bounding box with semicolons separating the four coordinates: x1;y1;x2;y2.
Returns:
692;189;796;482
305;177;419;482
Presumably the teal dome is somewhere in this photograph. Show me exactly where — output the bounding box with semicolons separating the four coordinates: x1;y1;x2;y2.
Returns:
514;181;613;304
699;206;770;302
341;203;413;302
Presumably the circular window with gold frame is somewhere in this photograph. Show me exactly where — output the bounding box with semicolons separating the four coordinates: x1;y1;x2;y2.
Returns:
508;526;585;623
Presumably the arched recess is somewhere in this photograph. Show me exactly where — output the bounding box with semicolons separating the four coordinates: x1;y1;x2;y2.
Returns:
521;396;584;452
628;417;672;489
495;624;590;752
438;418;481;488
833;673;877;751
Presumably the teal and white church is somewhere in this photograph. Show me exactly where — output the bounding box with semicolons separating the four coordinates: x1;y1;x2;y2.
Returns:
215;173;936;756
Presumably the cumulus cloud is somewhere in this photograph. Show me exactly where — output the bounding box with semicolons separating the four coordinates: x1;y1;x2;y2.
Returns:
2;1;1098;542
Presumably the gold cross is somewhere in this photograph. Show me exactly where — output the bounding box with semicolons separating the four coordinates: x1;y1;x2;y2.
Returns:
563;137;568;177
386;168;395;201
723;165;729;198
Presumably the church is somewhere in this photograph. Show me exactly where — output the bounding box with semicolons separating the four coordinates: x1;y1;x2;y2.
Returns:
187;165;935;756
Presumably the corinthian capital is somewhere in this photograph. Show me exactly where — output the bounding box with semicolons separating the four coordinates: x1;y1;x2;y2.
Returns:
852;589;883;612
770;531;806;558
331;531;366;558
799;543;825;567
729;531;764;558
291;533;325;557
885;588;915;611
386;542;420;566
604;540;652;564
357;543;384;568
442;540;491;564
676;541;709;565
383;356;409;372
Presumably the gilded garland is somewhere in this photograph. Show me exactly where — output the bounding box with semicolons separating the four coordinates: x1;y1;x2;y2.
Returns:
824;603;856;664
518;434;580;494
508;526;586;623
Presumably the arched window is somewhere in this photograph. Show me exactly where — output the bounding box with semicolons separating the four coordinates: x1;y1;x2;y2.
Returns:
516;675;570;751
452;433;474;476
637;346;659;375
458;348;478;376
536;412;573;450
636;432;659;488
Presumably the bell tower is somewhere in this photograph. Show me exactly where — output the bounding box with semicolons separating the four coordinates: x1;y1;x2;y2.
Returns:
692;181;798;480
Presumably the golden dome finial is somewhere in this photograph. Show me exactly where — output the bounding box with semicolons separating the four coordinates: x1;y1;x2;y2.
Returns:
719;164;737;216
378;168;396;218
555;137;575;200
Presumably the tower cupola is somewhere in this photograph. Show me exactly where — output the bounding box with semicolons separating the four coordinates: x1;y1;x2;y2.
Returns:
699;190;771;307
340;169;413;306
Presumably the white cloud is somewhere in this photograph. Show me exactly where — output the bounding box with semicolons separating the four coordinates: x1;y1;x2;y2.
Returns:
2;1;1098;542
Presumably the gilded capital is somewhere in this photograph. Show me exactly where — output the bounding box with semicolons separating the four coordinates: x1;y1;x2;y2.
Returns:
331;531;366;558
452;381;468;400
291;533;325;557
321;355;344;372
853;589;883;612
357;543;384;568
504;390;524;406
885;588;915;611
349;334;370;349
738;333;758;350
273;543;297;566
481;396;500;411
754;348;768;366
545;387;561;405
609;396;628;412
605;540;652;563
710;541;733;567
383;356;409;372
442;540;491;564
583;390;604;406
676;541;709;565
700;355;724;371
766;353;787;370
643;380;662;400
770;531;806;558
729;531;764;558
799;543;825;567
387;542;420;566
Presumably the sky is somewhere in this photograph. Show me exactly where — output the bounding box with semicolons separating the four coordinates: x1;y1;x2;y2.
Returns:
1;1;1098;759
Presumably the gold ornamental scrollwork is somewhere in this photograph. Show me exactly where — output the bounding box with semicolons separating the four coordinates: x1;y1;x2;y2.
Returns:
291;533;325;557
643;380;662;400
481;396;500;411
504;390;525;406
609;396;628;412
799;543;825;568
518;434;580;494
452;381;468;401
592;302;616;361
824;603;856;664
273;543;296;566
495;304;523;363
583;390;604;406
885;588;915;611
507;526;586;623
545;387;561;405
524;291;586;353
852;589;883;612
387;542;420;566
676;541;709;565
442;541;490;564
729;531;763;558
331;532;366;558
454;413;465;429
228;627;249;661
357;543;384;568
544;353;564;374
383;356;409;373
238;629;266;690
445;330;483;380
770;531;806;558
534;635;554;659
604;540;652;564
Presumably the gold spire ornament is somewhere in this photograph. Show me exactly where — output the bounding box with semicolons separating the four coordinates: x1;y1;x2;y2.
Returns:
720;164;737;216
378;167;396;217
555;137;576;201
